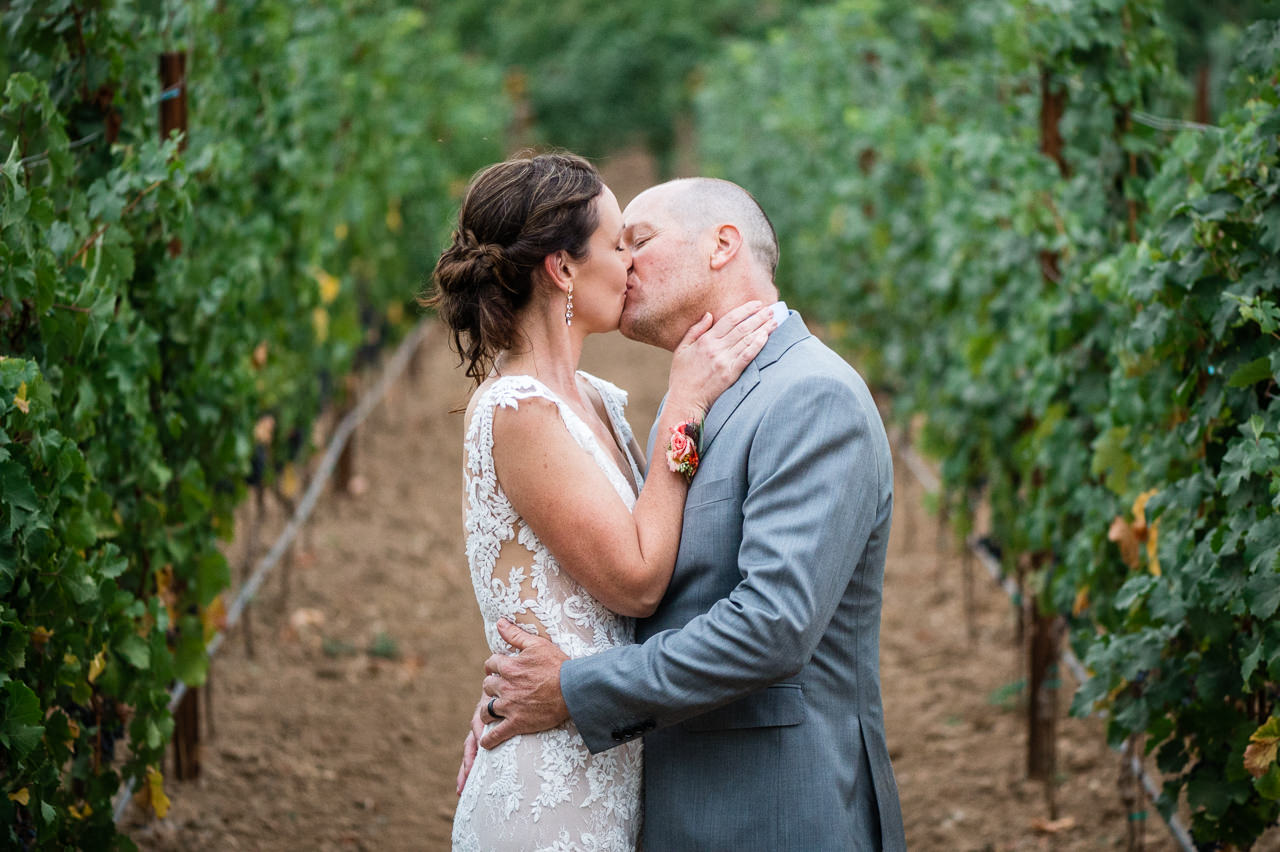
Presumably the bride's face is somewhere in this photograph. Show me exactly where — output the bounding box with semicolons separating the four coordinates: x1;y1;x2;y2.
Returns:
567;186;630;334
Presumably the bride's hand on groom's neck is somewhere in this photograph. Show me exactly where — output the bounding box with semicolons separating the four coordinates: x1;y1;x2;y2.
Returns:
668;300;775;416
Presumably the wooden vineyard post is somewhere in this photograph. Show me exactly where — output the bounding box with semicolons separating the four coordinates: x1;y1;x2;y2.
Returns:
239;485;265;659
272;482;300;613
961;490;979;643
894;431;916;548
172;679;200;781
1115;105;1140;243
1021;67;1070;803
1119;733;1146;852
1038;67;1069;283
407;330;426;384
335;373;360;492
961;548;977;643
159;51;187;258
935;503;949;585
1027;605;1061;782
1014;561;1027;647
1194;64;1211;125
161;50;201;780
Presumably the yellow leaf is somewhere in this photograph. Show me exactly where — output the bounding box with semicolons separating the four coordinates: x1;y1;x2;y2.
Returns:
31;626;53;648
1108;516;1141;569
202;595;227;643
69;801;93;820
1072;585;1090;616
313;307;329;343
1132;488;1158;538
1245;738;1278;778
386;301;404;327
314;269;341;305
14;381;29;414
280;463;301;500
156;565;178;624
334;223;349;242
385;199;402;233
8;788;29;805
146;766;171;819
66;717;80;751
503;69;527;99
88;649;106;683
1245;720;1280;778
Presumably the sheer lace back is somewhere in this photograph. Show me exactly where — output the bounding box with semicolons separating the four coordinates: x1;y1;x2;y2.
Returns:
452;373;644;852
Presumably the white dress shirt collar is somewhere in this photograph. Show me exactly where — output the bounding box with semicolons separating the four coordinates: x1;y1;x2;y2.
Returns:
770;300;790;327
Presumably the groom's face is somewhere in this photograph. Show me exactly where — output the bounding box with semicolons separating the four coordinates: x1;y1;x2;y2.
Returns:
618;188;705;351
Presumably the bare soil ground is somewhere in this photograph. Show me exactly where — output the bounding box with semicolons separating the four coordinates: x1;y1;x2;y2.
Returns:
123;154;1229;852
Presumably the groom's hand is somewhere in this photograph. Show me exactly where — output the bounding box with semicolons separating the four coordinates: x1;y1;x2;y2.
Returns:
480;618;570;749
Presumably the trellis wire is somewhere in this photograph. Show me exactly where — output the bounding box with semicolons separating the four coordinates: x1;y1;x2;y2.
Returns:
1131;110;1216;133
16;130;105;169
17;85;192;170
898;442;1196;852
113;318;431;823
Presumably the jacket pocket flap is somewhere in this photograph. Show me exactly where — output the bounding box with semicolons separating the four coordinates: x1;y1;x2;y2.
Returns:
685;476;735;508
681;683;805;732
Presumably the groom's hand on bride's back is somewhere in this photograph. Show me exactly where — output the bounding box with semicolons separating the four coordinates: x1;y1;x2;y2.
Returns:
479;618;571;749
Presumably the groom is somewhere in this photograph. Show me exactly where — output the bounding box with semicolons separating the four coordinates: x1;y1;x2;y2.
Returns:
476;177;906;850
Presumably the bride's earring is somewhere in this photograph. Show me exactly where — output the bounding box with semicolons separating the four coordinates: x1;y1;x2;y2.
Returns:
565;284;574;326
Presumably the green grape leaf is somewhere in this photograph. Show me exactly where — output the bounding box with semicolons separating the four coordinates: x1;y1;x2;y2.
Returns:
0;681;44;760
1228;357;1273;388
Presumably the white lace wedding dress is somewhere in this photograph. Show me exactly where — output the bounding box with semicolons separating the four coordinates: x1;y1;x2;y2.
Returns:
452;373;645;852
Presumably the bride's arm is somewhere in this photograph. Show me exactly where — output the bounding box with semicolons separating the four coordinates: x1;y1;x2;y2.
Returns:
626;432;647;478
492;303;773;618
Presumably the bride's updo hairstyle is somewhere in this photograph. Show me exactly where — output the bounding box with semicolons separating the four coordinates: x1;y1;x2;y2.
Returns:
424;152;604;384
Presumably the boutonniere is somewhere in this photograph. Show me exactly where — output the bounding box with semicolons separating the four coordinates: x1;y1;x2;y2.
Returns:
665;419;702;482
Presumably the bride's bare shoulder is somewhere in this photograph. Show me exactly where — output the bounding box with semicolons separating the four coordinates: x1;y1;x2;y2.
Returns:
464;375;545;427
463;376;564;445
462;376;498;430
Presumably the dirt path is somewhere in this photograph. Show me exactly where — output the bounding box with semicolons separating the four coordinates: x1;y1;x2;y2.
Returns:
124;157;1202;852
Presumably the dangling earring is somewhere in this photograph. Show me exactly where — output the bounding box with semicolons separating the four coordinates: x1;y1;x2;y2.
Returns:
565;285;574;326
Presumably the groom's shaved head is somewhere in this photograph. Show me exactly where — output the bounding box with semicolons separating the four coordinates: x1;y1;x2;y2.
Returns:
646;178;779;278
620;176;781;350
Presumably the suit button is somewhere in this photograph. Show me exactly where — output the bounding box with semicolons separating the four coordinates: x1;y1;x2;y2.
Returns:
642;719;656;731
611;731;624;742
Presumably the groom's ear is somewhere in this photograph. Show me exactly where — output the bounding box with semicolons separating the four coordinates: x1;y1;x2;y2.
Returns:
708;224;743;271
541;251;573;293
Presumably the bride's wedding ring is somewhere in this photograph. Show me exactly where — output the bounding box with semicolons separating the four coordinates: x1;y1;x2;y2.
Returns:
488;697;504;720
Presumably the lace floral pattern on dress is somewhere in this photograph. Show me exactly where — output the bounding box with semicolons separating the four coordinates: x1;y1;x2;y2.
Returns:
452;373;644;852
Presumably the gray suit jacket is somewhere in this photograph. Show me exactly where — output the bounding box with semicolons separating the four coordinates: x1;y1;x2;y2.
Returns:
561;312;906;851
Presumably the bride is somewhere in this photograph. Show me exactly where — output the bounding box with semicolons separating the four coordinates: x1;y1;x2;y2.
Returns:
425;152;773;851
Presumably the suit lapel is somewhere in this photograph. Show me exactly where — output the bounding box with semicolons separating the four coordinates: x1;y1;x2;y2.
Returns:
699;312;810;456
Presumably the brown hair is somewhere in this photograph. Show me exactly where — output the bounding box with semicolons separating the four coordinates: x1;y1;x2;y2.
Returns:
422;152;603;384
